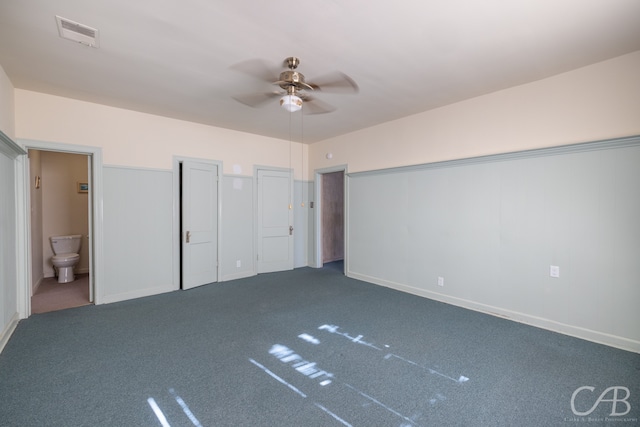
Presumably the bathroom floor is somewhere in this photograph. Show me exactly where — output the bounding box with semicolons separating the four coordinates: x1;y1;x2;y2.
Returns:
31;274;91;314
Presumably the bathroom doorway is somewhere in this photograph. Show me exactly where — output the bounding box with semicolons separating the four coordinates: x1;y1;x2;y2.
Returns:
28;149;93;313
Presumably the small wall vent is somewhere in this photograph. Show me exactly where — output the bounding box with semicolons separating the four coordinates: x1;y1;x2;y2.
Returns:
56;15;99;48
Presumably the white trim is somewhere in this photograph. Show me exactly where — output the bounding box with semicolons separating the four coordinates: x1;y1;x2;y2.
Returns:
104;164;171;172
0;129;26;159
313;165;348;270
31;275;43;296
348;271;640;354
16;139;104;313
349;135;640;177
344;173;350;275
15;154;30;317
0;312;20;354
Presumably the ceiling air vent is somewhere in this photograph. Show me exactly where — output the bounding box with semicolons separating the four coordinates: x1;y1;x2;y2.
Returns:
55;15;99;48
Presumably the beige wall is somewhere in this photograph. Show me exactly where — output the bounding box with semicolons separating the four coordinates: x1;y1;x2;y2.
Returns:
0;65;15;138
16;52;639;179
14;91;307;178
310;51;640;175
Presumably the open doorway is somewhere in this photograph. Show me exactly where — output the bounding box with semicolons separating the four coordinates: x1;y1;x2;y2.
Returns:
314;166;346;272
29;149;92;313
16;139;103;317
321;171;344;264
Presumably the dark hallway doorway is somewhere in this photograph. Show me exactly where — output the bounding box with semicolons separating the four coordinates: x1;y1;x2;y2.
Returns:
321;171;344;265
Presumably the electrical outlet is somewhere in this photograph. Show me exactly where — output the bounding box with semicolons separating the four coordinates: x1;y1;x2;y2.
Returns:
550;265;560;278
236;260;241;268
438;276;444;287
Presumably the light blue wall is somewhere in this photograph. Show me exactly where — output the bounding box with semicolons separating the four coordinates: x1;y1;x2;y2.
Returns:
347;137;640;352
220;176;313;280
221;175;254;280
100;169;314;301
0;153;18;346
293;180;314;268
305;182;315;267
0;132;26;352
102;166;174;303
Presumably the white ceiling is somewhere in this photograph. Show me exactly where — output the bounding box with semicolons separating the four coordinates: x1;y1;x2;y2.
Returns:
1;1;639;143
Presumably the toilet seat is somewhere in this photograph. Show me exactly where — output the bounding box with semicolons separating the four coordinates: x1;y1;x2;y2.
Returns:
52;253;79;263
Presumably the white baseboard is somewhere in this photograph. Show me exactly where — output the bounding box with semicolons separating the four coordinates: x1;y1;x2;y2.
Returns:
32;276;43;296
98;284;175;305
222;271;256;282
348;271;640;354
0;312;20;354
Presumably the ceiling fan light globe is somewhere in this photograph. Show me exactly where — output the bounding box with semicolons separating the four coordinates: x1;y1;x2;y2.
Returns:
280;94;303;112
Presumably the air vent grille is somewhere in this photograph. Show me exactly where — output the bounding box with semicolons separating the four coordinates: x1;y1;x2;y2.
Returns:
56;15;99;47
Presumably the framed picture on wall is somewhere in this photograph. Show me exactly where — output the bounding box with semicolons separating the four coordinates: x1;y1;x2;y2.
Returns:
77;182;89;193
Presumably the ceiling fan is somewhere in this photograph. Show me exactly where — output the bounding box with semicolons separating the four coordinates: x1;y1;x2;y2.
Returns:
231;56;358;114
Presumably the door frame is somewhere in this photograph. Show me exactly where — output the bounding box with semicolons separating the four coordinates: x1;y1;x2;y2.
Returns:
313;165;348;272
173;156;223;288
16;139;104;315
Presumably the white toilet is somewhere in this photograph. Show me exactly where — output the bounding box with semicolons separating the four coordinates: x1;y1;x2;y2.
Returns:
50;235;82;283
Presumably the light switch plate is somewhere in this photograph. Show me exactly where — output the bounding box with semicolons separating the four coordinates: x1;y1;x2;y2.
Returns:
550;265;560;278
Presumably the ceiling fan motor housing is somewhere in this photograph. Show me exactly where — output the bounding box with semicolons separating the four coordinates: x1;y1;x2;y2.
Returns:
277;70;314;91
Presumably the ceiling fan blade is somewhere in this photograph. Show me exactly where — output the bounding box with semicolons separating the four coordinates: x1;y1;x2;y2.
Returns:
230;59;279;83
308;71;359;93
302;96;336;115
232;92;280;108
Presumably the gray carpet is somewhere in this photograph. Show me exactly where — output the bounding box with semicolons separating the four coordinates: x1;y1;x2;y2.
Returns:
1;264;638;426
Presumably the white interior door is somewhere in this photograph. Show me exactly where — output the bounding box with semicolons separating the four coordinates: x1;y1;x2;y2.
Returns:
257;169;293;273
182;161;219;289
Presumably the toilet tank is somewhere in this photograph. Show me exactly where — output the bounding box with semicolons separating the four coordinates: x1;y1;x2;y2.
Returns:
50;235;83;255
